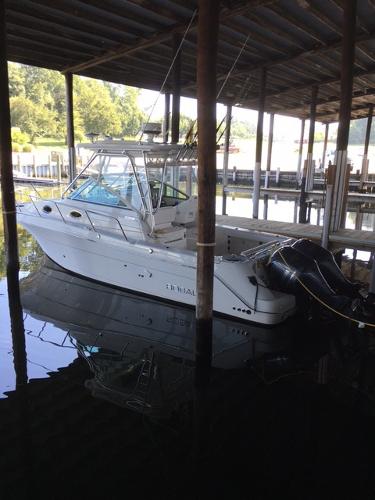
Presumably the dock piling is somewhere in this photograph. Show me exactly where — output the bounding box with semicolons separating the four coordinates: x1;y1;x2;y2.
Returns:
0;0;19;276
222;104;232;215
195;0;219;361
252;68;267;219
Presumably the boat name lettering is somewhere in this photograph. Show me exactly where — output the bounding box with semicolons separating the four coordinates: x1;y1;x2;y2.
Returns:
166;283;195;296
166;317;191;327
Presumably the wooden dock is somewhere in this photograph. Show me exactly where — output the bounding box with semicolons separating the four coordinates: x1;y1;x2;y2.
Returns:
224;186;375;204
216;215;375;252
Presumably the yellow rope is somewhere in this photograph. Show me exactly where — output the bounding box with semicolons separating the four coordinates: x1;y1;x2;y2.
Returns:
275;249;375;329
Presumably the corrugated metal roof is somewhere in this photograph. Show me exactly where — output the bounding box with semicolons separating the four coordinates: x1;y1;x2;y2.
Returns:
5;0;375;123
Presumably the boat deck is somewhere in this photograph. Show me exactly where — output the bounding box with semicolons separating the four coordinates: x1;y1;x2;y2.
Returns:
216;215;375;252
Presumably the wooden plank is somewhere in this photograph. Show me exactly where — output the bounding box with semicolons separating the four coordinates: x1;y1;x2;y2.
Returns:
216;215;375;251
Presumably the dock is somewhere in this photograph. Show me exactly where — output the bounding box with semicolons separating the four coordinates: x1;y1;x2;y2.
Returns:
224;186;375;205
216;215;375;252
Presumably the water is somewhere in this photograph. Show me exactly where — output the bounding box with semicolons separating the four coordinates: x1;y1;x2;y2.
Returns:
1;186;375;499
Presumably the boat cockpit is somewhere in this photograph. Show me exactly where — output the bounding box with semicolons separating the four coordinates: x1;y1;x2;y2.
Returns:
64;142;198;248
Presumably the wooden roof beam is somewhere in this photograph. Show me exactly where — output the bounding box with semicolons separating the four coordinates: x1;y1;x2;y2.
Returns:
182;29;375;92
62;0;275;74
281;88;375;113
244;65;375;101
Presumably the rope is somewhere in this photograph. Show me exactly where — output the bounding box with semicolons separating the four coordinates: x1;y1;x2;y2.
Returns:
275;248;375;329
139;9;198;142
183;33;251;145
217;34;250;100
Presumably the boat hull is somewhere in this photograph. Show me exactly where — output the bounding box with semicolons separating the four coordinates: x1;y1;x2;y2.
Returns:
17;212;295;325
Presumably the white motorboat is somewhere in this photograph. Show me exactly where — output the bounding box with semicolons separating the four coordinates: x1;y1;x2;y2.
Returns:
17;137;296;326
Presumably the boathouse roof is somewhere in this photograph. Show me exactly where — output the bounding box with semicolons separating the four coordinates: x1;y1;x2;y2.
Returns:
5;0;375;123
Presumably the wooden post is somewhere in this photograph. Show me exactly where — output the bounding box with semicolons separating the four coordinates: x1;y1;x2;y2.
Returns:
306;86;318;191
296;118;305;184
356;105;373;232
322;123;329;170
360;104;373;189
0;0;20;275
65;72;76;183
195;0;219;362
7;268;27;386
222;105;232;215
321;164;335;249
163;92;171;143
265;113;274;188
32;154;37;178
299;86;318;223
57;154;62;183
171;34;181;144
253;68;267;219
331;0;357;231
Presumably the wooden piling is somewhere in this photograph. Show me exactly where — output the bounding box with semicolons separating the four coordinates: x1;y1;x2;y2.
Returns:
265;113;274;188
296;118;305;184
171;34;181;144
322;123;329;170
306;86;318;191
356;105;373;233
331;0;357;231
163;92;170;143
222;105;232;215
299;86;318;223
0;0;20;275
253;68;267;219
195;0;219;360
321;164;335;248
65;72;76;183
360;104;373;189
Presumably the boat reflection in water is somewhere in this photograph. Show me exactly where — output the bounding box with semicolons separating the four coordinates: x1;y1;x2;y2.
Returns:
20;257;292;418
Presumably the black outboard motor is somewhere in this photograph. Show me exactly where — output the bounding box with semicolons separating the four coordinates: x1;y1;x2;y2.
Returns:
267;245;352;313
291;239;360;299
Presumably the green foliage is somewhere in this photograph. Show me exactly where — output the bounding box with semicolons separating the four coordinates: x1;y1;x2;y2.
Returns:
230;118;256;139
314;131;325;142
349;118;375;145
7;63;147;143
11;127;30;145
22;144;33;152
12;143;21;152
74;77;122;137
179;114;195;139
10;95;57;140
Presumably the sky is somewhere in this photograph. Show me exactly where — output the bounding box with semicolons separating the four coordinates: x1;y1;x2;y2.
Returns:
138;88;335;142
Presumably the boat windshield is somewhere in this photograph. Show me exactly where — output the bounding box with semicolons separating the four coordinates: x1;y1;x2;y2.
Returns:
68;153;188;213
69;154;144;212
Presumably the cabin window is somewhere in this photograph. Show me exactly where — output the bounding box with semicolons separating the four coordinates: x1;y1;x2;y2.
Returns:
70;178;126;207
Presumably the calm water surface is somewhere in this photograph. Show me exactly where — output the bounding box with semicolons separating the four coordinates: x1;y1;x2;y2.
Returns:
1;185;375;499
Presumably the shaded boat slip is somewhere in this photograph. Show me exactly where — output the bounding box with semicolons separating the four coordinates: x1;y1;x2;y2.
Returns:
1;257;375;498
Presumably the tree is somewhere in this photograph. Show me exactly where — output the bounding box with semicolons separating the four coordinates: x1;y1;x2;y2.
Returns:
230;118;256;139
8;63;25;97
7;62;147;141
118;87;145;137
349;117;375;145
74;78;122;137
10;96;57;141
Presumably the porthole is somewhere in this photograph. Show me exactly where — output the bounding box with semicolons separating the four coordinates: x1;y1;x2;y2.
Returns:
42;205;52;213
69;210;82;218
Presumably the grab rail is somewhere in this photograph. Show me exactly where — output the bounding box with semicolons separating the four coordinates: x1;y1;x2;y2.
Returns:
17;196;128;241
